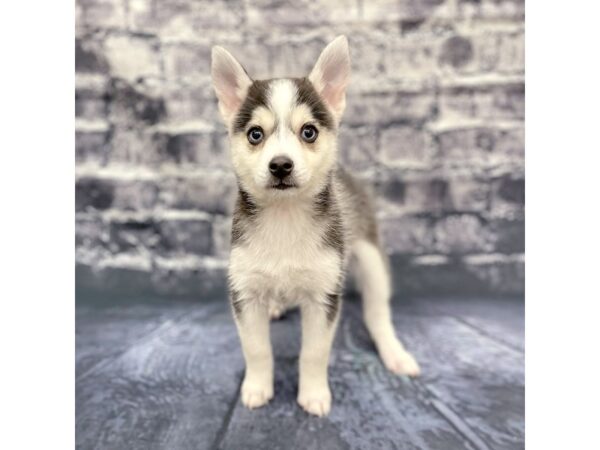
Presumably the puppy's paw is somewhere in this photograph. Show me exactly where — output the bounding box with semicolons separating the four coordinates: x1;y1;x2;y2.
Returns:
379;339;421;377
268;304;285;320
241;378;273;410
298;386;332;417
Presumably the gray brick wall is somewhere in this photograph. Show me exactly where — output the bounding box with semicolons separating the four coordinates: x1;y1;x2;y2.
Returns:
75;0;525;298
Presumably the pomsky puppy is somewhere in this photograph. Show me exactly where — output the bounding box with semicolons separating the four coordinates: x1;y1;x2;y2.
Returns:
211;35;420;417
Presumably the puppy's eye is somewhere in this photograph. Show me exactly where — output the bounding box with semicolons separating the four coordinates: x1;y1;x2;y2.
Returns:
247;127;264;145
300;124;318;143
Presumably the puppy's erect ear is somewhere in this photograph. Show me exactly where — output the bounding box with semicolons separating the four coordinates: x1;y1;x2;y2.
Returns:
211;46;253;124
309;35;350;121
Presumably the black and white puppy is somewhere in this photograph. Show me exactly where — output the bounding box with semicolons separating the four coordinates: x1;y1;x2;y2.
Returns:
211;36;420;417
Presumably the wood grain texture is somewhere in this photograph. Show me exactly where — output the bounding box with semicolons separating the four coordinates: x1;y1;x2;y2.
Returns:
76;302;243;449
76;296;524;450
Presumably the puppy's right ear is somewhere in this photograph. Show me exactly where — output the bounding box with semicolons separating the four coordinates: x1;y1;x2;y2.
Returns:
211;46;253;124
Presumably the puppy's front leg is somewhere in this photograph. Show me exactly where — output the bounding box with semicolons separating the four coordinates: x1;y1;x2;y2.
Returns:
298;295;341;417
232;295;273;409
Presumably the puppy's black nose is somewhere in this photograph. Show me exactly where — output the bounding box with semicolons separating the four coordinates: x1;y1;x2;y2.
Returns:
269;156;294;179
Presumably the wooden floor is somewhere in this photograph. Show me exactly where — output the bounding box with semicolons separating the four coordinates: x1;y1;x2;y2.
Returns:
76;294;524;450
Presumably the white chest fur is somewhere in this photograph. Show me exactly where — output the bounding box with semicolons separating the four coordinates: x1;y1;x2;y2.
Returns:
229;202;342;305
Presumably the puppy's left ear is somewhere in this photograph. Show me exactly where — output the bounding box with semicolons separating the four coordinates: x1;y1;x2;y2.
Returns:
309;35;350;121
211;46;253;124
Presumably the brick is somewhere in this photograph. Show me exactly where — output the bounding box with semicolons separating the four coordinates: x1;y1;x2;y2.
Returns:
156;131;230;169
107;78;166;125
338;125;379;171
163;83;219;124
376;175;490;216
108;127;163;166
212;215;233;258
76;215;107;250
433;214;494;254
269;37;327;78
76;177;162;212
435;125;524;167
490;217;524;254
76;178;115;211
447;177;490;212
128;0;244;37
362;0;445;23
127;0;192;33
246;0;359;28
463;253;524;294
99;214;214;256
457;0;525;20
76;39;110;74
103;35;161;83
489;174;525;218
76;130;111;165
162;43;211;82
158;173;237;215
111;180;161;211
156;217;213;255
78;0;127;29
379;215;435;255
385;38;440;82
438;30;524;76
347;32;387;81
379;125;431;167
345;91;437;126
218;39;275;80
439;82;524;122
439;36;474;69
497;32;525;74
76;87;109;119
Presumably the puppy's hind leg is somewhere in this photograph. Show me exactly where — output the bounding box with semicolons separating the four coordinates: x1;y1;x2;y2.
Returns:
352;239;420;376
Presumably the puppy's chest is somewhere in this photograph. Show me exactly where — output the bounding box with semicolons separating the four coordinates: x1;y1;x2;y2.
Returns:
229;207;342;300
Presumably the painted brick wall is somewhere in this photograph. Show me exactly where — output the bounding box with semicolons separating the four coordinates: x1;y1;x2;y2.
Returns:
75;0;525;298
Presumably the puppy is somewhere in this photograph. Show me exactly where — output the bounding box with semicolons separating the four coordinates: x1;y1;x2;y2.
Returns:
211;36;420;417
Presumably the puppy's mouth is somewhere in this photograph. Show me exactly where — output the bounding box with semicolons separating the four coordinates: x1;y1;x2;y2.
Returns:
270;180;297;190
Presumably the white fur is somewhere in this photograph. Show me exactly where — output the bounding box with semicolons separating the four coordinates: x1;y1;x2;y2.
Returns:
211;36;420;417
229;80;338;204
211;46;252;123
298;301;338;416
229;200;343;412
229;201;342;307
309;35;350;121
352;240;420;376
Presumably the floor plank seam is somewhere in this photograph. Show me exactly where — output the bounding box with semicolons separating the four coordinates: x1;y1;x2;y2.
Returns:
411;378;492;450
452;315;524;355
209;373;244;450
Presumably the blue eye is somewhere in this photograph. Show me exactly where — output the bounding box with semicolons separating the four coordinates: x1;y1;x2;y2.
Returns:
247;127;264;145
300;124;318;143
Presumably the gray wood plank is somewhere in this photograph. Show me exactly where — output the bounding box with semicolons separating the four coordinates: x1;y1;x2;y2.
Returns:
398;297;524;353
76;302;243;450
218;308;474;450
382;310;524;449
76;297;524;450
76;305;187;377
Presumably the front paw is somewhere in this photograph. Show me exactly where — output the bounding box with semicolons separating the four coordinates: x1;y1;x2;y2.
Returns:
268;304;285;320
379;339;421;377
241;378;273;410
297;385;332;417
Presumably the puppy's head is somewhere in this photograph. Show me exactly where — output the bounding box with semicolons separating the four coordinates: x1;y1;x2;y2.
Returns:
211;36;350;201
